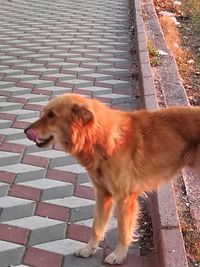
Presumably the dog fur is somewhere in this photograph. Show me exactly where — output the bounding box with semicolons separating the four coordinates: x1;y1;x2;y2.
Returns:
24;93;200;264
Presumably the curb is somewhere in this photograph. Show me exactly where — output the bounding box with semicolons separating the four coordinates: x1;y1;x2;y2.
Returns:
132;0;189;266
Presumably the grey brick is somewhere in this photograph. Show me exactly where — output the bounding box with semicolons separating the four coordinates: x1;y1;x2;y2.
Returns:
45;196;95;222
35;239;103;267
0;96;7;102
19;80;54;88
0;241;25;267
3;109;40;120
54;164;86;174
0;102;23;111
74;86;112;96
42;73;75;81
11;74;39;81
62;79;93;88
96;80;130;89
0;151;21;166
81;62;113;69
20;178;74;200
49;62;79;68
0;128;24;141
29;149;66;159
49;155;76;168
40;86;72;96
97;93;131;104
62;67;95;75
0;196;35;222
28;67;60;75
0;69;24;76
0;163;45;183
18;93;49;103
77;173;90;184
0;182;10;197
3;87;32;96
3;216;66;246
34;238;86;255
17;63;44;69
0;119;12;129
80;73;113;81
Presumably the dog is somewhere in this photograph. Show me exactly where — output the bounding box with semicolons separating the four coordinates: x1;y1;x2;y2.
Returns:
24;93;200;264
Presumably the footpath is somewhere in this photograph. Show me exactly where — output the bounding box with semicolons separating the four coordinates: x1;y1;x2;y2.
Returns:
0;0;147;266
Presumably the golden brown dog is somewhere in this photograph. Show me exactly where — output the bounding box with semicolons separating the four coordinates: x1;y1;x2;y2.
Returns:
24;93;200;264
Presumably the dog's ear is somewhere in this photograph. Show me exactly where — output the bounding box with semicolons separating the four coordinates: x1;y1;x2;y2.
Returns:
71;104;94;125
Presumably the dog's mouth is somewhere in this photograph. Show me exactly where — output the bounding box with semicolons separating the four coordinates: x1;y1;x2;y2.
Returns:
36;136;53;147
25;128;53;147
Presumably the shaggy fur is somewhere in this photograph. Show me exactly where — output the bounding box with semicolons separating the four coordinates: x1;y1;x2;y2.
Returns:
24;93;200;264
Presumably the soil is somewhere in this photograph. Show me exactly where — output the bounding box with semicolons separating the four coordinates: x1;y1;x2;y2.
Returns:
154;0;200;107
138;197;154;256
177;16;200;106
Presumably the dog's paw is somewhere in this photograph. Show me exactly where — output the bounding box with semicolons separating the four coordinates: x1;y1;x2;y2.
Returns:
75;245;96;258
105;247;127;265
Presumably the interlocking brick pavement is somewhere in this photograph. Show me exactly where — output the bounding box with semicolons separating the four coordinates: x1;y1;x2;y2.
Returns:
0;0;143;266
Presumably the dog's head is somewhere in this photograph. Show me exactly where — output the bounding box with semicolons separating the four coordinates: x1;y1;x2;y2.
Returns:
25;93;131;157
24;94;95;152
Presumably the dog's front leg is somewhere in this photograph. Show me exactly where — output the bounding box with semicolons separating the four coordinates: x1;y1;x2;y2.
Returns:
105;193;139;265
76;189;113;258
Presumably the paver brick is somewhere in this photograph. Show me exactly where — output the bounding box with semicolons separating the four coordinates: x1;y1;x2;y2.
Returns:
35;239;103;267
45;196;95;222
0;163;45;183
19;178;74;200
15;93;49;103
36;202;70;222
0;102;23;111
74;86;112;96
0;128;24;141
3;215;66;246
8;74;39;82
57;79;93;89
0;96;7;102
0;223;29;245
49;155;76;168
0;240;25;267
17;79;55;89
0;151;21;166
3;109;40;120
0;81;15;89
79;73;113;82
0;182;10;197
54;164;86;174
0;196;35;222
0;69;24;76
3;86;32;96
0;119;12;129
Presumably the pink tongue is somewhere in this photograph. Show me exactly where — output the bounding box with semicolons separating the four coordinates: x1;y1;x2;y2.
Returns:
25;129;38;143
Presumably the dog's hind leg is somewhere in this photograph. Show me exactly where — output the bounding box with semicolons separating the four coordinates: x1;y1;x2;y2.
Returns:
105;193;139;265
75;189;113;258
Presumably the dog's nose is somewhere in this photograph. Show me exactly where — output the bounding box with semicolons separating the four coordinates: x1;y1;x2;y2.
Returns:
24;127;38;143
24;126;29;134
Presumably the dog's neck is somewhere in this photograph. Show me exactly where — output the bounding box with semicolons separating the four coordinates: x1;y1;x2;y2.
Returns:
69;112;132;162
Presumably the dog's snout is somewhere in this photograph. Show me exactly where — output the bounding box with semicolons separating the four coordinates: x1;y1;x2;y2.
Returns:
24;126;30;134
24;127;39;143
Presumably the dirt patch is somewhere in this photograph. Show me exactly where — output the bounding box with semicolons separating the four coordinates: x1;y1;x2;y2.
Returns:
154;0;200;106
138;197;154;256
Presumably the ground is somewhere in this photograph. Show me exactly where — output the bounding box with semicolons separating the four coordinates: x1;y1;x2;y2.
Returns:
153;1;200;266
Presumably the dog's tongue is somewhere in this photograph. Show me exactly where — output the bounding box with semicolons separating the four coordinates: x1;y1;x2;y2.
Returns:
25;128;38;143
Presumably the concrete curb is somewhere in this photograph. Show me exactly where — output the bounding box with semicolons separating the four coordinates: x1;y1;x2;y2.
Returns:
132;0;188;266
131;0;158;111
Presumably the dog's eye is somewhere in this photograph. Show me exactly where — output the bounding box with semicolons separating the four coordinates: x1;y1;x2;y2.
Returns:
47;110;55;118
